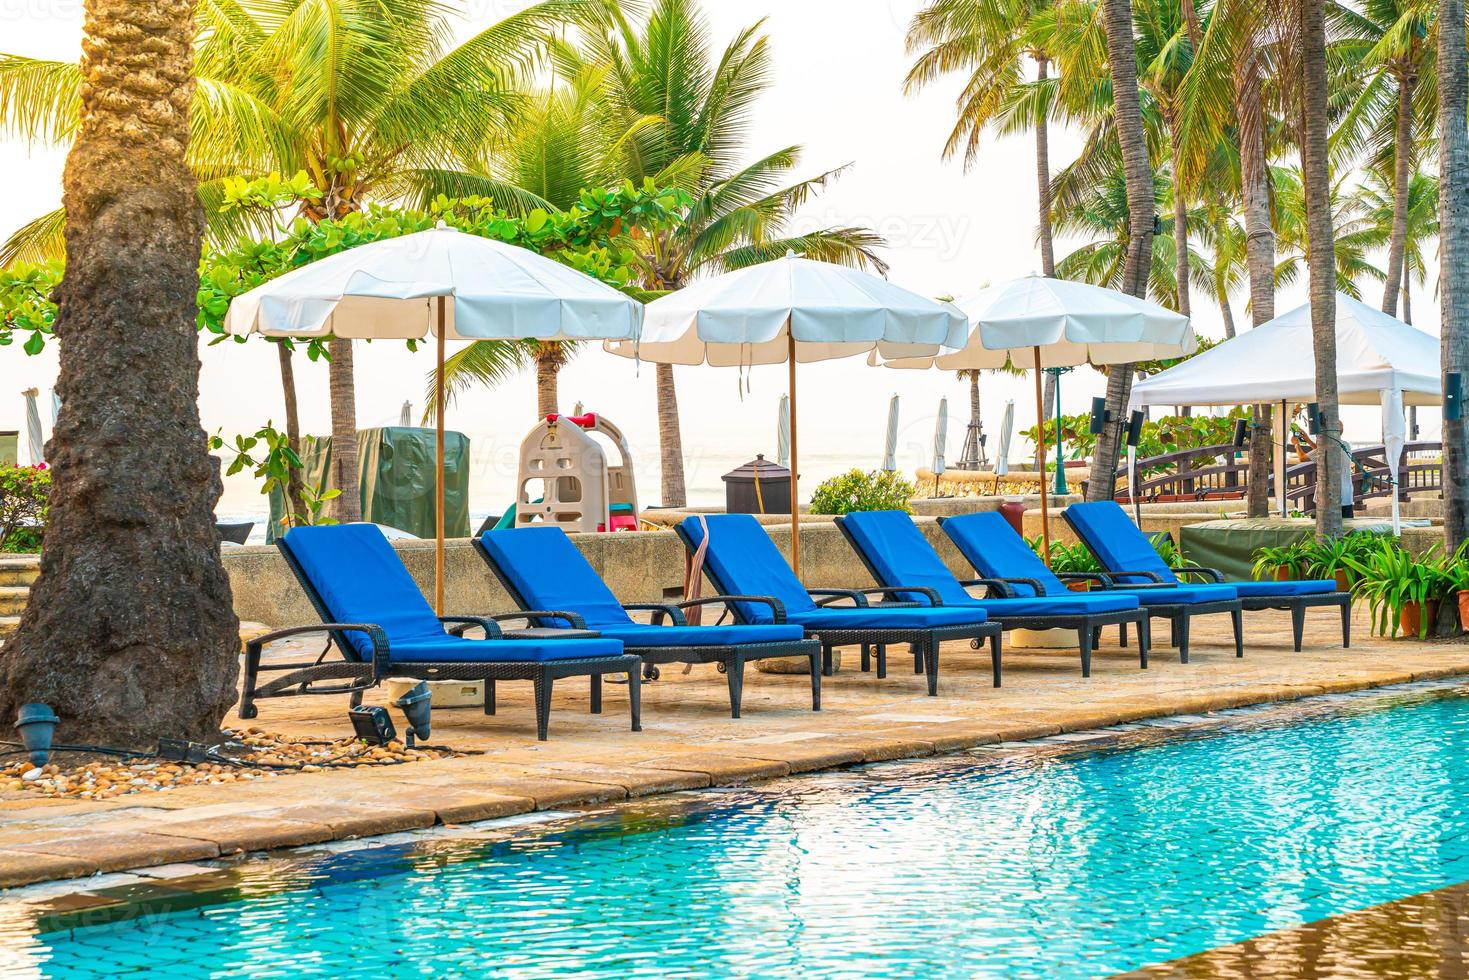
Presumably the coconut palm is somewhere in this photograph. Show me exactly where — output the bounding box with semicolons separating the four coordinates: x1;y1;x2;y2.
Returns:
0;0;593;519
0;0;238;746
1193;202;1248;337
1272;165;1386;297
1355;167;1439;323
1439;0;1469;551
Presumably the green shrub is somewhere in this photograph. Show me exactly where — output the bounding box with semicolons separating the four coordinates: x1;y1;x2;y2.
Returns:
808;469;915;516
0;463;50;553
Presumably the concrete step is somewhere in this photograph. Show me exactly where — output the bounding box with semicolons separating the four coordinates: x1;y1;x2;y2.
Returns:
0;559;39;588
0;587;27;617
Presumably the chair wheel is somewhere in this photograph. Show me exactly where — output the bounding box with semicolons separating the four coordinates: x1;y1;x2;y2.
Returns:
716;662;727;674
970;639;981;650
643;665;661;681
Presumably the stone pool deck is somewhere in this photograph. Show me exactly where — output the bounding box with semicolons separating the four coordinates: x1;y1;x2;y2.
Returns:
1;607;1467;890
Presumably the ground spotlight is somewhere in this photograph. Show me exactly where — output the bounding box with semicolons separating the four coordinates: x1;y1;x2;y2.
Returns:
15;704;58;767
392;682;433;748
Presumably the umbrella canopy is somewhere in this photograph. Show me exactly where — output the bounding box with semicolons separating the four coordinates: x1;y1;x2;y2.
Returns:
933;397;948;477
776;394;791;468
224;226;643;611
22;389;43;466
882;395;900;472
606;253;965;575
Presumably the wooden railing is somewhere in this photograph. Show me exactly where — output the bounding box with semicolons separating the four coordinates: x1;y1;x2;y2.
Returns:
1091;441;1443;513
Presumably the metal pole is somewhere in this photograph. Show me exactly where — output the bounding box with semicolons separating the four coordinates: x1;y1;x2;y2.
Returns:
788;327;801;579
1051;368;1068;496
1033;346;1051;563
435;296;447;616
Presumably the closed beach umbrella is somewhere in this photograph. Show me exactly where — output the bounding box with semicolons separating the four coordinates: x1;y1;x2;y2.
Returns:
933;397;948;478
606;252;965;575
876;277;1192;560
996;400;1014;478
882;395;900;471
22;388;43;466
49;389;59;426
226;225;643;612
776;393;791;468
398;401;412;426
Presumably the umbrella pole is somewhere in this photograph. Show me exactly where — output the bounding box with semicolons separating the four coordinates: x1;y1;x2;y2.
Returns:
788;330;801;579
435;297;446;617
1033;346;1051;564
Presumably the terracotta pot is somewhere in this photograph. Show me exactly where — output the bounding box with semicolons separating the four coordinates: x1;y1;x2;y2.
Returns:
1335;571;1351;593
1459;591;1469;631
1066;580;1091;593
1400;600;1441;638
1274;566;1294;582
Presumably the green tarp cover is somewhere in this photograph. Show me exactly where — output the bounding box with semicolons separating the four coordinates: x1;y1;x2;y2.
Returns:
0;432;16;466
1179;517;1429;581
268;426;470;543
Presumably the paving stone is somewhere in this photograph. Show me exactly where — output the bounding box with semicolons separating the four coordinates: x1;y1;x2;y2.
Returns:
258;804;434;839
140;815;334;854
637;753;790;784
727;743;866;773
0;848;94;888
425;778;626;810
12;832;218;873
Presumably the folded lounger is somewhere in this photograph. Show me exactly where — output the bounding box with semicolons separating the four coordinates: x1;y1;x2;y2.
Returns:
241;523;642;741
940;510;1244;664
1061;501;1350;652
473;526;822;717
834;510;1149;677
674;514;1002;695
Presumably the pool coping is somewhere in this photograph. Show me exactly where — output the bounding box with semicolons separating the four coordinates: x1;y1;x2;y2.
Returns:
2;662;1467;896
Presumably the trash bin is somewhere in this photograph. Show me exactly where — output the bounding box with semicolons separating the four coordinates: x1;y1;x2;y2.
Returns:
722;455;792;515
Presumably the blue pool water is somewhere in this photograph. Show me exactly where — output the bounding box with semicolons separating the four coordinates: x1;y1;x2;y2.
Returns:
15;689;1469;978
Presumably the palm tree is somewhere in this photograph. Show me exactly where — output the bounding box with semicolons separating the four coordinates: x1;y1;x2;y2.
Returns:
1355;167;1439;323
0;0;589;518
904;0;1061;278
1439;0;1469;551
581;0;885;506
1089;0;1158;501
0;0;238;746
1296;0;1344;535
1193;202;1247;337
1272;165;1387;296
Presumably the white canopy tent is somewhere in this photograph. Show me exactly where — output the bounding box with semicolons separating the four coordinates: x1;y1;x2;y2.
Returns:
1129;292;1442;533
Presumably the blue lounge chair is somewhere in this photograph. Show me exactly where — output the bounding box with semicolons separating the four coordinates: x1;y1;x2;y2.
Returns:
1062;501;1350;652
674;514;1001;695
834;510;1149;677
242;524;642;741
940;510;1243;664
473;526;822;717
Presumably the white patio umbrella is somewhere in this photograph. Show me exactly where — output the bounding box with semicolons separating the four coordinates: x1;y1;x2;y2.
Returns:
605;252;966;575
882;395;901;471
996;400;1015;478
776;393;791;468
226;225;643;612
932;396;948;491
875;277;1193;560
21;389;43;466
398;401;413;426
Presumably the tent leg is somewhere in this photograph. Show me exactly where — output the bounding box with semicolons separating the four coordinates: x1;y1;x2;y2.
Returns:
788;329;801;579
1033;347;1051;563
435;297;446;616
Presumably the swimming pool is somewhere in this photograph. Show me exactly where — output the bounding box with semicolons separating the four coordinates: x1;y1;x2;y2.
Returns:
12;685;1469;978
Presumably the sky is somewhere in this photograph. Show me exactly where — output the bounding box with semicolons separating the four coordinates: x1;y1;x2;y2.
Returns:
0;0;1426;519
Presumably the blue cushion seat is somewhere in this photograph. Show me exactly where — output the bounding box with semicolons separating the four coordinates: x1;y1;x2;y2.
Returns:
838;510;1138;615
1230;580;1339;598
477;525;806;647
941;511;1239;606
281;524;623;664
678;514;989;630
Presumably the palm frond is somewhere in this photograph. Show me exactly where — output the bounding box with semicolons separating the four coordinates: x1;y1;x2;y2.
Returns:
0;55;81;144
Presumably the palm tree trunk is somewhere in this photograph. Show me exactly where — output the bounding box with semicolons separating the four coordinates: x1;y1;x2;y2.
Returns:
1036;56;1057;278
1041;372;1057;422
656;362;687;507
1299;0;1343;536
1439;0;1469;551
1089;0;1154;501
1237;47;1276;517
1169;118;1190;318
276;340;308;526
1403;277;1412;324
534;343;564;418
1220;300;1237;339
0;0;239;747
327;338;362;522
1382;71;1417;317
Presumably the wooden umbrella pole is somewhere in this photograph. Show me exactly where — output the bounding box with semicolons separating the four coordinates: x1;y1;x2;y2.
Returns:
1033;345;1051;564
435;296;447;616
788;328;801;579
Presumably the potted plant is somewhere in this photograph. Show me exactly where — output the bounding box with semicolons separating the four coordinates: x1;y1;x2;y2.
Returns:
1252;543;1302;582
1300;533;1378;592
1344;538;1450;639
1050;541;1102;590
1440;541;1469;630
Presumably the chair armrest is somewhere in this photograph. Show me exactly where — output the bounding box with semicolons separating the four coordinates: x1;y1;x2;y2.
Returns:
808;588;870;608
1056;571;1117;587
850;586;943;606
488;610;589;630
674;595;788;625
439;616;505;639
245;623;391;679
622;602;689;626
1175;565;1226;583
1106;569;1168;584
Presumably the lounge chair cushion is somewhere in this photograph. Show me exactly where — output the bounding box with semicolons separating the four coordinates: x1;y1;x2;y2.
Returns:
679;514;821;623
1063;501;1182;585
282;524;622;664
940;512;1072;597
840;511;1136;615
1228;580;1339;598
1112;585;1239;604
595;623;804;647
791;605;990;631
478;526;635;628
